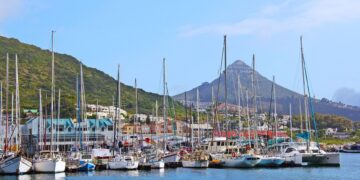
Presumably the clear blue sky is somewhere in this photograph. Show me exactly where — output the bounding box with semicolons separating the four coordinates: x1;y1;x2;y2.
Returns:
1;0;360;105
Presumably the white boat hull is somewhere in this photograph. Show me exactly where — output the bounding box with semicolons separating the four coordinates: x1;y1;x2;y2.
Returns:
0;156;32;174
33;159;66;173
258;156;285;167
302;153;340;166
182;160;209;168
163;153;181;163
150;161;164;169
108;160;139;170
222;155;261;168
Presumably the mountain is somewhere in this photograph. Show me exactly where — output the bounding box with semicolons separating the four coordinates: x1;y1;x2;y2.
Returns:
173;60;360;121
0;36;184;118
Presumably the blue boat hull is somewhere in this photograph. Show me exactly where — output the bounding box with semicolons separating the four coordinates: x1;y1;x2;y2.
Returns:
78;160;95;171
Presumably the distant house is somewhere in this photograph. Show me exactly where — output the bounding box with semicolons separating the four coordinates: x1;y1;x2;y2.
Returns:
332;132;350;139
325;128;337;136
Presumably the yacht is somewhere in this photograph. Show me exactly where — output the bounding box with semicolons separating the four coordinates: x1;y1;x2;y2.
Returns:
108;154;139;170
33;151;66;173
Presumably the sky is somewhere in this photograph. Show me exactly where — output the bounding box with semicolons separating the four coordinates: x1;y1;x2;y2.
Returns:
1;0;360;106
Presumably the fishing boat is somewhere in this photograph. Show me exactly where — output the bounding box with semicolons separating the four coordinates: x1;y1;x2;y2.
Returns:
33;31;66;173
0;54;32;174
92;148;111;170
182;150;209;168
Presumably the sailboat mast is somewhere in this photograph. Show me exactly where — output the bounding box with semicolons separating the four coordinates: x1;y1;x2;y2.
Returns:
300;36;310;152
273;76;278;144
246;90;251;146
237;75;242;138
117;64;121;142
4;53;9;154
223;35;228;145
0;82;2;147
299;98;303;133
155;100;158;135
50;30;55;154
252;55;259;150
289;103;293;142
15;54;21;150
196;88;200;145
163;58;167;152
57;89;60;151
38;89;43;151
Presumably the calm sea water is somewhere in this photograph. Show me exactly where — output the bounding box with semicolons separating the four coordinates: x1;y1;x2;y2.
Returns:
1;153;359;180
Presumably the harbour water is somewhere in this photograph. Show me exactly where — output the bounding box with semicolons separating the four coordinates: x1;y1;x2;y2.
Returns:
1;153;358;180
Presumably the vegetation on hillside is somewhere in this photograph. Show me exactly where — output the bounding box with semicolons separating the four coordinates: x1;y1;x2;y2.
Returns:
0;36;185;119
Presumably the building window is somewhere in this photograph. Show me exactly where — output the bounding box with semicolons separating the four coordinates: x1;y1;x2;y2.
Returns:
68;128;71;132
93;127;96;132
102;127;105;132
108;126;113;131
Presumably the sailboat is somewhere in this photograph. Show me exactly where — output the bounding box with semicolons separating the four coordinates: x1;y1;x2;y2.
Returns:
0;54;32;174
257;76;285;167
67;63;96;171
33;31;66;173
161;59;181;166
182;88;209;168
291;36;339;166
108;65;139;170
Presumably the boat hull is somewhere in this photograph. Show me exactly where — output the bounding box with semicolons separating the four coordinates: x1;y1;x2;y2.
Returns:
108;160;139;170
163;153;181;163
150;161;165;169
302;153;340;166
222;156;261;168
78;160;95;171
0;156;32;174
258;157;285;167
33;159;66;173
182;160;209;168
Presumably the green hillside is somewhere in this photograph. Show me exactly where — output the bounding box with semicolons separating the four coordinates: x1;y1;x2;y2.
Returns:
0;36;184;119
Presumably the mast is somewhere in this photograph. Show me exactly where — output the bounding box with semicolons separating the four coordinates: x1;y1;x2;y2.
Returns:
223;35;228;146
38;89;43;151
163;58;167;152
15;54;21;151
273;76;278;144
95;100;98;147
76;75;80;149
134;78;138;149
117;65;121;141
4;53;9;154
0;82;2;148
252;54;257;113
300;36;310;152
252;54;258;150
245;90;251;147
11;93;14;149
237;75;242;138
57;89;60;151
299;97;303;133
155;100;158;136
196;88;200;145
113;65;120;155
50;30;55;154
289;103;293;142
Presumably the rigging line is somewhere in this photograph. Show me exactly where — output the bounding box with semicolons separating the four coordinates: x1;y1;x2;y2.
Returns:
304;60;319;147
